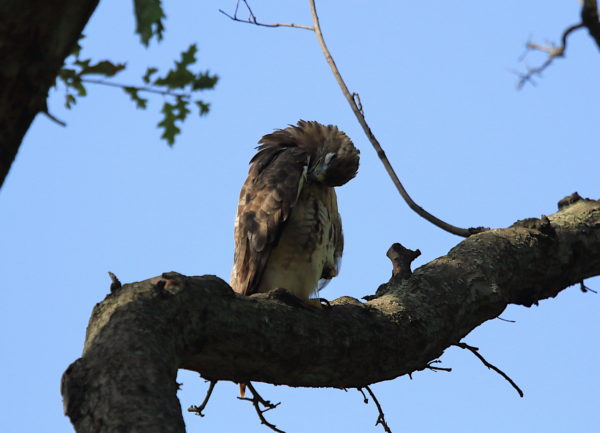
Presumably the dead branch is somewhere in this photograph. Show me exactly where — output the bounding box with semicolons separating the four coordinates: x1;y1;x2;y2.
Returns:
516;0;600;88
580;280;598;293
307;0;486;238
516;23;584;89
220;0;486;237
454;342;524;397
364;386;393;433
219;0;313;31
187;380;217;417
426;359;452;372
238;382;284;433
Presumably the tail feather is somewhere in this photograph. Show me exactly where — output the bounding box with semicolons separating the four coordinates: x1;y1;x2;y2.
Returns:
239;383;247;398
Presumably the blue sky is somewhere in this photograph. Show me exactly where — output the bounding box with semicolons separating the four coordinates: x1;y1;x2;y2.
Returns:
1;1;599;432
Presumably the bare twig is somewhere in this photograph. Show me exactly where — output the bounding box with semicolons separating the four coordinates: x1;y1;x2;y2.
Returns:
42;110;67;127
238;382;284;433
516;23;584;89
307;0;485;238
80;78;192;98
187;380;217;417
426;359;452;372
357;387;369;404
219;0;313;31
220;0;485;237
363;386;393;433
496;316;516;323
580;280;598;294
454;342;524;397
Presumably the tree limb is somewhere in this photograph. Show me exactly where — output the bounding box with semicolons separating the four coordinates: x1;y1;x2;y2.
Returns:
0;0;100;188
62;196;600;432
307;0;486;237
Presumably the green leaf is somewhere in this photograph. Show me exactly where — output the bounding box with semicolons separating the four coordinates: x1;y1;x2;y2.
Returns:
79;60;126;77
134;0;165;46
65;94;77;109
123;86;148;109
158;102;180;145
153;44;198;89
192;72;219;90
195;100;210;116
142;67;158;84
71;79;87;97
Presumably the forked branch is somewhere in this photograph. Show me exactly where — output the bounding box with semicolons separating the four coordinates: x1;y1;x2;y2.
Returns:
238;382;284;433
516;0;600;88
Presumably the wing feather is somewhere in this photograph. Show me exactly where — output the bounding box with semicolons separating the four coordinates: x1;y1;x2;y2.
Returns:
231;147;309;295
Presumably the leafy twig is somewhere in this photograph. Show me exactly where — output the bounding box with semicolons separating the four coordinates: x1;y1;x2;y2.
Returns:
188;380;217;417
454;342;524;397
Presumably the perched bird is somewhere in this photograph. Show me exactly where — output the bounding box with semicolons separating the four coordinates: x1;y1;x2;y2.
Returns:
231;120;359;303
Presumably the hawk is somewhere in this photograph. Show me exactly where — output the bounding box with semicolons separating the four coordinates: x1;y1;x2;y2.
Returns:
231;120;359;302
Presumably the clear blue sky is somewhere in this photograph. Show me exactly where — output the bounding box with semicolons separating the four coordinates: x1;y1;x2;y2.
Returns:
1;1;599;432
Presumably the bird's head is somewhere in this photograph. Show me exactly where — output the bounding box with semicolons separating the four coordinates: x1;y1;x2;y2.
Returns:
297;120;360;187
253;120;360;186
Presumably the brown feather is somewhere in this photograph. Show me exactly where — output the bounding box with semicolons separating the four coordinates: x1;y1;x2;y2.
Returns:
230;120;359;298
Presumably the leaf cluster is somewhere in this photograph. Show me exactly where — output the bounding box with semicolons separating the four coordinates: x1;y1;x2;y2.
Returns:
54;0;218;145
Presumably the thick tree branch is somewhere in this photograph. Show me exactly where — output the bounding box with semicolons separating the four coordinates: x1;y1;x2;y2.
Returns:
62;197;600;432
0;0;100;188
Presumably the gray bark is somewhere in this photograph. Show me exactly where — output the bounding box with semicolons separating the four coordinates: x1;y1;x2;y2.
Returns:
0;0;99;187
61;195;600;433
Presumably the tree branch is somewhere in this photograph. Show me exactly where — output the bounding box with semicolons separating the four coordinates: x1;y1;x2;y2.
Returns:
219;0;313;31
220;0;484;237
307;0;486;237
0;0;100;188
454;342;524;397
62;196;600;432
517;0;600;88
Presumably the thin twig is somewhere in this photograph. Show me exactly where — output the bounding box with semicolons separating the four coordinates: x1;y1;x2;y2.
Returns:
307;0;485;238
221;0;484;237
426;359;452;372
516;23;584;89
219;0;313;31
238;383;284;433
42;110;67;127
188;380;217;417
454;342;524;397
580;280;598;294
364;386;393;433
80;78;192;98
357;387;369;404
497;316;516;323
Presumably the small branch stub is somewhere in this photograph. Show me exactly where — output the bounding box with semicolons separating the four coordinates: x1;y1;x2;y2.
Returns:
386;242;421;282
108;271;122;293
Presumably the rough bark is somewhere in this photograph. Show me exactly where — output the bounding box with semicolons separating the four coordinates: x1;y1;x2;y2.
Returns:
0;0;99;188
61;195;600;433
